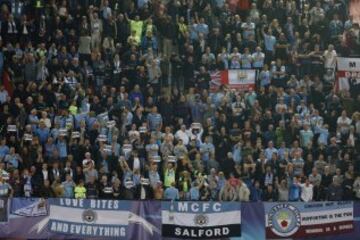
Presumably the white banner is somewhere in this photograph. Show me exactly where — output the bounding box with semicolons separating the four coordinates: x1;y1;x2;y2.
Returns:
336;57;360;91
161;201;241;239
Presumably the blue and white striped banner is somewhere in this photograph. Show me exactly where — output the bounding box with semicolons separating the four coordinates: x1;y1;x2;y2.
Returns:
162;201;241;239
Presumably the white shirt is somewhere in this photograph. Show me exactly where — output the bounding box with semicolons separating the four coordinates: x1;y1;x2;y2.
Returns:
252;52;265;68
42;170;48;180
337;116;351;133
323;50;337;69
175;130;190;145
133;157;140;171
299;183;313;202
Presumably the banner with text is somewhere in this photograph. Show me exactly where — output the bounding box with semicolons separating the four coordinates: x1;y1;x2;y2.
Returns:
1;199;360;239
161;201;241;239
265;201;354;239
336;57;360;92
41;199;129;238
210;69;256;92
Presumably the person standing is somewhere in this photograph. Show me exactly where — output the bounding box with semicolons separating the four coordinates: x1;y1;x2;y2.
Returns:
0;176;12;198
61;174;75;198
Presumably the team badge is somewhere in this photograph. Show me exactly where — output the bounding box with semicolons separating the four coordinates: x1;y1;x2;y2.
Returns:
194;214;209;226
268;203;301;237
82;209;97;223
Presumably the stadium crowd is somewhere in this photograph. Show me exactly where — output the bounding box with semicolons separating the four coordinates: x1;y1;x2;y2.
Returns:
0;0;359;202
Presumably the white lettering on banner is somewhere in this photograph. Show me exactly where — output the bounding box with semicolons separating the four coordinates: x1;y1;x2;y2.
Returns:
214;203;221;212
339;224;353;230
178;202;188;212
162;201;241;239
306;228;323;234
90;200;119;209
60;198;84;208
177;202;222;212
59;199;121;209
32;203;161;237
192;203;200;212
174;227;230;237
59;199;120;209
50;221;69;233
50;222;126;237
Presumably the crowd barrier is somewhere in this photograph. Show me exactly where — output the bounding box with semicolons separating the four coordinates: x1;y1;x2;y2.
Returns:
0;198;359;239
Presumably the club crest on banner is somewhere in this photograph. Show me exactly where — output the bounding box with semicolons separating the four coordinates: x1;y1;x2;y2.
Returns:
267;203;301;237
82;209;97;223
194;214;209;226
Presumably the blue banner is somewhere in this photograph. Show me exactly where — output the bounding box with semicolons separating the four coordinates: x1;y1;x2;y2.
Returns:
0;199;359;239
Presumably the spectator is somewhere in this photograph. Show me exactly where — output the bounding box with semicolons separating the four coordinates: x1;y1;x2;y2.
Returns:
0;175;13;197
237;178;250;201
299;178;314;202
276;179;289;201
164;182;179;200
327;177;344;201
353;176;360;200
61;174;75;198
0;0;357;203
219;181;237;201
263;184;277;201
74;179;86;199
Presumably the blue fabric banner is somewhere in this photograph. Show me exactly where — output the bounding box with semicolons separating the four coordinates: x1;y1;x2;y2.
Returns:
0;198;360;239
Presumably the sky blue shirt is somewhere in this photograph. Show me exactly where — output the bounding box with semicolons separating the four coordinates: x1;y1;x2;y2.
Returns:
315;126;329;145
195;24;209;37
137;0;149;8
56;140;67;158
190;187;200;200
0;145;9;160
264;34;276;51
36;127;50;144
289;183;300;201
0;183;11;197
5;154;19;168
164;187;180;200
233;145;242;164
259;70;271;87
300;129;314;147
45;143;56;158
265;147;278;160
200;143;215;162
62;181;75;198
28;115;39;132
